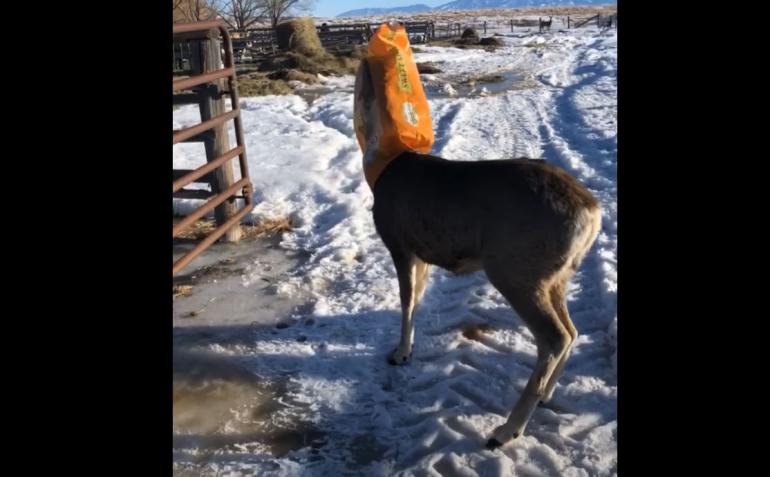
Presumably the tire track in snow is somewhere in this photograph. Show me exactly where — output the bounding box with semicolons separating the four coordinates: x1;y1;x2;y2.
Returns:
535;33;617;331
527;31;618;476
432;93;544;161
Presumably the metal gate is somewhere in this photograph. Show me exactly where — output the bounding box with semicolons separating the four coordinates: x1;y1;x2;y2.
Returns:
173;21;254;275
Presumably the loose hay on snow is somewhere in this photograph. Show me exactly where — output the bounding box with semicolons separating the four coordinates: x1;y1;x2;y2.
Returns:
266;68;319;84
242;217;293;239
237;73;293;96
174;217;294;241
173;285;193;299
285;51;359;76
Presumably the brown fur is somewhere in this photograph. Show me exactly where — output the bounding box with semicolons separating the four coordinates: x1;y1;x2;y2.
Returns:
373;153;599;280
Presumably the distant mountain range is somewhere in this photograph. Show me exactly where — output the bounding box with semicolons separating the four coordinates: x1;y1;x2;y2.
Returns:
435;0;603;12
337;0;610;17
336;4;433;17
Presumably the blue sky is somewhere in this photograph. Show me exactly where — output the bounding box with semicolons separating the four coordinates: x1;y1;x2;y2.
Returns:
313;1;446;17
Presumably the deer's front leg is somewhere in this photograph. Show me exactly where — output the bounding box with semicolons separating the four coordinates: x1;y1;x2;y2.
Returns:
389;254;420;365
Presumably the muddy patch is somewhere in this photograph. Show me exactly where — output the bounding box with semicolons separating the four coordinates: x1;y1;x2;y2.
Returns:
173;349;325;461
423;70;538;98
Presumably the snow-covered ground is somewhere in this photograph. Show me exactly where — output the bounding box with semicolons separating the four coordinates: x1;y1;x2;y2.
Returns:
173;23;617;476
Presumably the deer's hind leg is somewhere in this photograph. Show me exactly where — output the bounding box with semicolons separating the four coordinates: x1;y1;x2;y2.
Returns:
483;271;572;448
540;276;577;404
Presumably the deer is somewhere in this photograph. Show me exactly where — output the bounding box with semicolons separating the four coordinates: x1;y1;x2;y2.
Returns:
354;58;602;449
539;16;553;33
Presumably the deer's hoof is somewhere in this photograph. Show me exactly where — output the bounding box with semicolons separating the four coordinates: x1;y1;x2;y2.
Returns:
388;348;412;365
487;426;520;449
485;438;503;450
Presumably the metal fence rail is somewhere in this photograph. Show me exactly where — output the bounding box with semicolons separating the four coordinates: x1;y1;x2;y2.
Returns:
172;20;255;275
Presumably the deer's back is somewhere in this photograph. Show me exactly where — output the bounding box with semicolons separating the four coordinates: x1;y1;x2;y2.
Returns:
372;152;600;274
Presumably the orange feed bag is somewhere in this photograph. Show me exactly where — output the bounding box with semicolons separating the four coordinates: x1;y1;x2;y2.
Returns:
354;22;434;189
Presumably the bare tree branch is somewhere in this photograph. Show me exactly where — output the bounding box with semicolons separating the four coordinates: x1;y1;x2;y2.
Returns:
173;0;217;23
212;0;265;30
176;0;314;29
261;0;316;28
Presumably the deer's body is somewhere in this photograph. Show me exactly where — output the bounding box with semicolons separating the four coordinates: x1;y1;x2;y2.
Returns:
374;153;598;277
354;57;602;449
539;16;553;32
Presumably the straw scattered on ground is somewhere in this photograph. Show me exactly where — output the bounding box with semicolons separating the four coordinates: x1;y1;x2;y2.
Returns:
174;217;294;241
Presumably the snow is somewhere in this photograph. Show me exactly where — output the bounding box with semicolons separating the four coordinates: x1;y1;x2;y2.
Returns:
173;23;616;476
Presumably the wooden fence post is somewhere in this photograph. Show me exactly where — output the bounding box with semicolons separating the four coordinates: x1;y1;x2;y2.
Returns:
191;30;242;242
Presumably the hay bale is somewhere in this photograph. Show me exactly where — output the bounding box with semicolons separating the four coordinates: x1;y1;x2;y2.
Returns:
455;28;481;46
275;18;325;57
461;27;479;40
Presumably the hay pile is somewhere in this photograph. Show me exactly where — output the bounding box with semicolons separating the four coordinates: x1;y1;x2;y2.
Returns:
267;68;319;84
237;72;294;96
430;30;504;51
236;18;362;97
416;62;443;74
480;37;504;47
256;18;360;79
